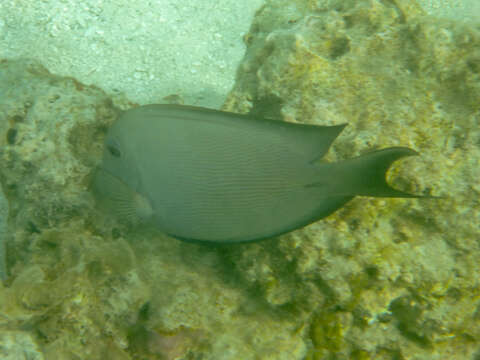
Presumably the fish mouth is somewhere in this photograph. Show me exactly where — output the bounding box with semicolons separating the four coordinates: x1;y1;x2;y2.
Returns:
91;167;120;200
91;167;153;224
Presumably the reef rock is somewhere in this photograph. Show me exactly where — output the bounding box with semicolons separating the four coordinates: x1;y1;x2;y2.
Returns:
0;0;480;358
223;0;480;358
0;59;306;359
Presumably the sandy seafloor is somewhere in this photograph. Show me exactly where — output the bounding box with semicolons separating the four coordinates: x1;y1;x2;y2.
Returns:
0;0;477;109
0;0;264;109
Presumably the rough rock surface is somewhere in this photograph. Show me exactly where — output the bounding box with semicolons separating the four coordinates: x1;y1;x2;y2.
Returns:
0;185;7;280
1;0;480;359
222;0;480;358
0;60;305;359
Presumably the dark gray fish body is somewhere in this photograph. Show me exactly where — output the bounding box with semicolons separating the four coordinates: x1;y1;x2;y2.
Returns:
93;104;425;243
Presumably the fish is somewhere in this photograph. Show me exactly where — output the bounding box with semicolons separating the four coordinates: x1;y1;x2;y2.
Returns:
93;104;430;244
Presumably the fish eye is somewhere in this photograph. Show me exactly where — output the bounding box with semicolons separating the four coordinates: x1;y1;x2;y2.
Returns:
107;144;121;158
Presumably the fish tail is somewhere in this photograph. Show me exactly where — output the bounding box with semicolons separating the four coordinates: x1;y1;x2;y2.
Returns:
333;147;426;198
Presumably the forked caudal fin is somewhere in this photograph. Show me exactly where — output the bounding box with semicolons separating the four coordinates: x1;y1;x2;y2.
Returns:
330;147;428;198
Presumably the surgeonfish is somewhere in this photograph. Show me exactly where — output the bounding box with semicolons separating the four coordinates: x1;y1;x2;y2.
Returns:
93;104;429;243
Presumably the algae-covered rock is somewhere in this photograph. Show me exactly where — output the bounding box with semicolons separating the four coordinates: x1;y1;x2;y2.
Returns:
0;186;7;281
0;59;308;359
0;0;479;358
0;330;44;360
222;0;480;358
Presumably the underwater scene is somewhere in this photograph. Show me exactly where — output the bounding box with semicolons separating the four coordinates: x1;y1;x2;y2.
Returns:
0;0;479;359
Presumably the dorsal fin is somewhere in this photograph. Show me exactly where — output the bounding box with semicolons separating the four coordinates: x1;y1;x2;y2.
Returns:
128;104;347;162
